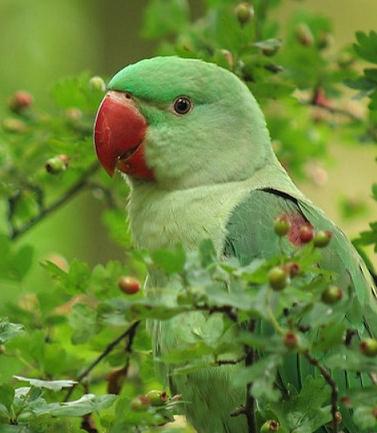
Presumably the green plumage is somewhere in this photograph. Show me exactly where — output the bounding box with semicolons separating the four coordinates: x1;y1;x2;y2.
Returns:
107;57;377;433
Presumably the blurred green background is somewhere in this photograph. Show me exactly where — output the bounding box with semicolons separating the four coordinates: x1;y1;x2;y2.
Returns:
1;0;376;298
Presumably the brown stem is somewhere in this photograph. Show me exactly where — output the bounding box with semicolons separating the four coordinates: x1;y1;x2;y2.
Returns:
244;320;257;433
304;352;338;433
64;321;140;401
10;162;99;241
301;98;361;121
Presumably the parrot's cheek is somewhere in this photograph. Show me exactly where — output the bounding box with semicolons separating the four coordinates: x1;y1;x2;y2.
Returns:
94;91;155;180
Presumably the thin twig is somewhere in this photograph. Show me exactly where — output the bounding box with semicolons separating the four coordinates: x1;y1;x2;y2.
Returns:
64;321;140;401
304;352;338;433
244;320;257;433
197;305;238;322
10;162;99;241
300;99;361;122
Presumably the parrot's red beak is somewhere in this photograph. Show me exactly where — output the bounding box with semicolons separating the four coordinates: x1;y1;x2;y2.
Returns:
94;91;154;180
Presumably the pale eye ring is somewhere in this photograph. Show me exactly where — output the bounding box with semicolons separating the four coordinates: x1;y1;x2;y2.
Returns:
173;96;192;115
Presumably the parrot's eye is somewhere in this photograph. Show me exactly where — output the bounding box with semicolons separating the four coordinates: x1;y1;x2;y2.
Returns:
173;96;192;115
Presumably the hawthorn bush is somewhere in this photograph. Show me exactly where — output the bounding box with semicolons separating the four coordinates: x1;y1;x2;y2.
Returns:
0;1;377;432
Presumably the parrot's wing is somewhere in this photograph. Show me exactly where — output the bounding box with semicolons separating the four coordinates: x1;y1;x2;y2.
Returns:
224;188;377;430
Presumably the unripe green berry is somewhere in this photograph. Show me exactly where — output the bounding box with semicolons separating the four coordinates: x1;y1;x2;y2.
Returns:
219;49;234;70
130;395;150;411
274;215;291;237
360;338;377;357
296;23;314;46
2;118;27;133
146;390;168;406
321;286;343;304
313;230;332;248
45;155;69;174
268;267;288;291
118;276;141;295
260;419;280;432
89;76;106;92
234;2;254;25
65;108;82;122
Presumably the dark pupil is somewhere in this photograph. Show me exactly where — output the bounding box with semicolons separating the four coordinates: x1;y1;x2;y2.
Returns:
175;97;190;114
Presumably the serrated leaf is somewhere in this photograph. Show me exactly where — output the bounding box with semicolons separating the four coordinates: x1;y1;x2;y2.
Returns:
142;0;189;39
42;394;116;417
68;303;98;344
268;376;331;433
234;354;282;402
152;246;186;274
0;320;24;344
14;376;77;391
354;31;377;64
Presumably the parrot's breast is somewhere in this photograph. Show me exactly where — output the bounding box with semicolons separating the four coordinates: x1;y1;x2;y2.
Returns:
127;164;301;253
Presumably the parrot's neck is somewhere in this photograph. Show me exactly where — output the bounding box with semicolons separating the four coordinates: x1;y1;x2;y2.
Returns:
127;160;303;253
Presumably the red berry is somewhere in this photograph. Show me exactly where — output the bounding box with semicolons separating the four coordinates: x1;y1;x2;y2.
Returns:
268;267;288;291
274;215;291;237
313;230;332;248
283;262;300;278
360;338;377;357
321;286;343;304
340;396;352;407
283;331;298;349
299;224;314;243
234;2;254;25
118;276;141;294
2;118;27;133
9;91;33;112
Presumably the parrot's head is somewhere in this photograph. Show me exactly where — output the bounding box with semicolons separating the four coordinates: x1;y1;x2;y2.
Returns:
94;56;274;189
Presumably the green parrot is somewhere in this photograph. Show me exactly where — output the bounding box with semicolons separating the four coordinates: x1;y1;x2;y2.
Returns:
94;56;377;433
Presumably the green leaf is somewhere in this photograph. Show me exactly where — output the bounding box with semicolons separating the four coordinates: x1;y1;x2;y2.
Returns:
354;31;377;64
0;383;15;412
152;246;186;274
68;303;98;344
52;73;105;111
0;320;24;344
372;183;377;201
199;239;217;267
268;377;331;433
14;376;77;391
142;0;189;39
234;354;282;402
40;394;116;417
